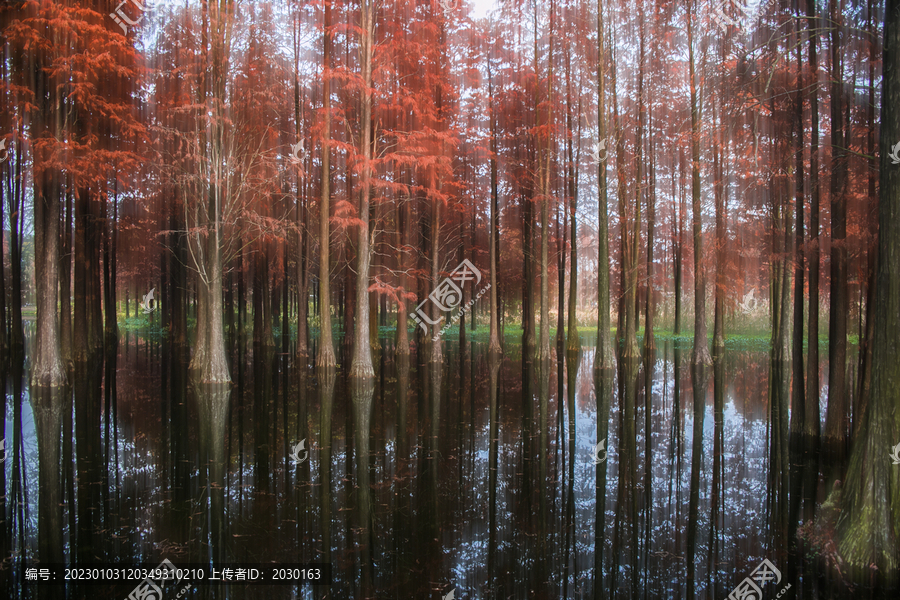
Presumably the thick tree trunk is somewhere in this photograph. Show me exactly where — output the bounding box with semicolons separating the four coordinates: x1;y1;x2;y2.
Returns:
350;0;375;379
824;0;849;477
805;0;823;498
102;188;117;341
523;188;536;350
594;1;613;373
32;168;66;388
294;45;309;359
835;0;900;580
688;12;711;367
316;0;336;369
565;50;580;355
74;187;91;362
712;102;725;357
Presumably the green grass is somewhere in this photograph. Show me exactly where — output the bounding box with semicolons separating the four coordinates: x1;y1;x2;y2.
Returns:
115;308;854;353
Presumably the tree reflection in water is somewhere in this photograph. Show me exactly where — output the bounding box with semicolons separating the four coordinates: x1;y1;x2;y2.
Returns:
0;337;834;598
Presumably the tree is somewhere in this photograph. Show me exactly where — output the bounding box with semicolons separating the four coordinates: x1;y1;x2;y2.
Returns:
349;0;376;379
835;0;900;581
316;0;337;370
186;0;238;384
594;0;615;372
687;1;711;367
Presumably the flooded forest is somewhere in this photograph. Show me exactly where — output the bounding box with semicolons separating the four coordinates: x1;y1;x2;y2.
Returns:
1;0;899;598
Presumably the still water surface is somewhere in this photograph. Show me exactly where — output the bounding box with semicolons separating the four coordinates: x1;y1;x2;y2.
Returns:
1;333;801;599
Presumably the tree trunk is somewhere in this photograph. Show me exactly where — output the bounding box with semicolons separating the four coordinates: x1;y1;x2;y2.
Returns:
537;0;554;364
565;49;580;355
835;3;900;580
350;0;375;379
8;132;25;350
805;0;823;499
688;10;711;366
488;65;501;355
60;185;73;366
523;188;536;350
74;187;91;362
824;0;849;478
294;36;309;359
594;0;614;372
674;148;686;336
316;0;336;369
395;188;410;355
428;199;443;364
103;184;117;341
32;167;66;387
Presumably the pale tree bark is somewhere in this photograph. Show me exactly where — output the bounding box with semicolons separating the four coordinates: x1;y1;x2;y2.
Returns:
565;46;580;355
188;0;235;384
316;0;336;369
350;0;376;379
